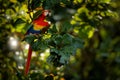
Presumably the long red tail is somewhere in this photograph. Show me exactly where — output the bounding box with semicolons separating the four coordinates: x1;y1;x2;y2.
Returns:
24;45;32;75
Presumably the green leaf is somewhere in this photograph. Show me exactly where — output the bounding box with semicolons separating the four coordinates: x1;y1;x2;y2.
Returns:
60;37;84;55
48;24;58;33
99;0;111;3
60;55;69;64
23;23;31;33
52;34;63;45
14;18;25;26
33;10;42;20
47;52;62;67
31;39;39;51
47;53;56;63
43;0;60;9
31;0;41;10
39;40;48;50
62;33;72;45
72;38;84;49
32;39;48;51
60;45;75;55
50;48;59;54
24;35;37;44
60;21;72;33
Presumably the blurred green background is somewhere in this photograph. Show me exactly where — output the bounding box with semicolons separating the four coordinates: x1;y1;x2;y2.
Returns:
0;0;120;80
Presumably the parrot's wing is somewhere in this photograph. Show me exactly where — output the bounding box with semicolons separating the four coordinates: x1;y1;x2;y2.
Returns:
26;24;41;35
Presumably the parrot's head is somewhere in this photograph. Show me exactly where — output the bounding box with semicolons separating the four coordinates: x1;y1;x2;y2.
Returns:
42;10;51;17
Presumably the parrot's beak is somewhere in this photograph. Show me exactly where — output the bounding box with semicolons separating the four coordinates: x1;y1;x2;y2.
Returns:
48;12;51;17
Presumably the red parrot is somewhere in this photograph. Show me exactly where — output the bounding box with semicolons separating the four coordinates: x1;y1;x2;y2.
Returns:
24;10;51;75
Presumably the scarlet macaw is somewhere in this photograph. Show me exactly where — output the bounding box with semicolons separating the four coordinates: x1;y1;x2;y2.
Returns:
24;10;51;75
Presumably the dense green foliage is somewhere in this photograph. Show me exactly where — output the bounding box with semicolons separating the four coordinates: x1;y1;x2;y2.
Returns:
0;0;120;80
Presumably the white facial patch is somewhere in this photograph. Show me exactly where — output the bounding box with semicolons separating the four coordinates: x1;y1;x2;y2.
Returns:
44;11;49;16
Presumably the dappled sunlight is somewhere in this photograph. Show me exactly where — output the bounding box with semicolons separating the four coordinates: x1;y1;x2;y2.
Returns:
0;0;120;80
8;36;19;50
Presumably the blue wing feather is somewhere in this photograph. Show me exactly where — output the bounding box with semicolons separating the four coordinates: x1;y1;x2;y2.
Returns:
26;25;41;35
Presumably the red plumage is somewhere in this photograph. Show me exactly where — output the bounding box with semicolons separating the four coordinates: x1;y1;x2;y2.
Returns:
33;13;49;26
24;46;32;75
24;10;50;75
